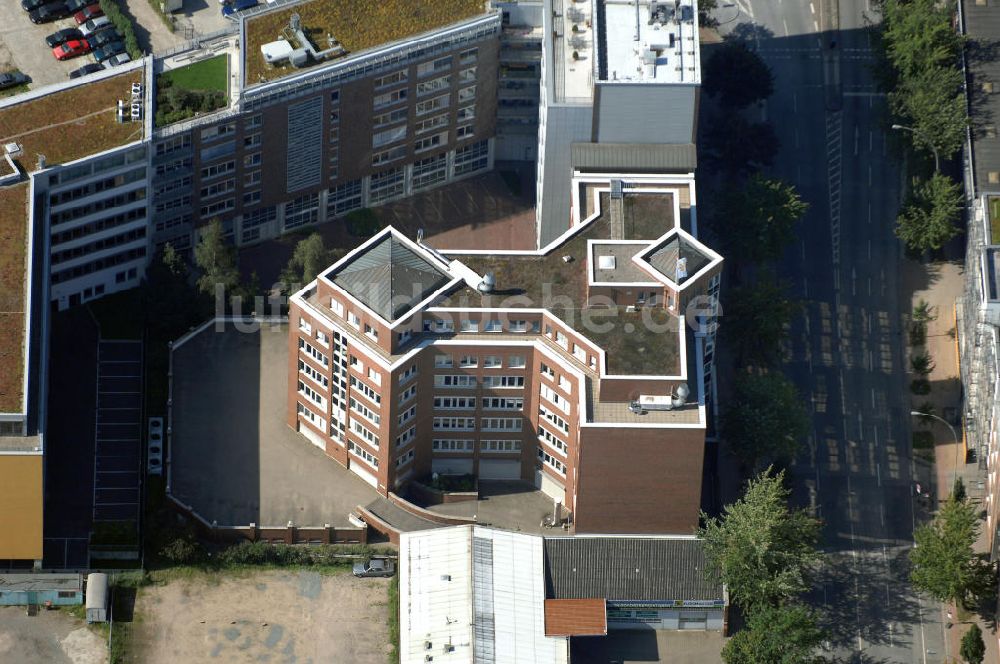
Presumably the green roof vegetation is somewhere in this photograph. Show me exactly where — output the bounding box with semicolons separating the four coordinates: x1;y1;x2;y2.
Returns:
989;196;1000;245
0;70;144;170
244;0;489;85
0;183;28;413
155;55;230;127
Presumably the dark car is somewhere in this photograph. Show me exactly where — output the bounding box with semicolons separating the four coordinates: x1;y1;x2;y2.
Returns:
68;62;103;78
46;27;83;48
73;3;102;23
29;2;72;24
0;71;29;91
86;28;120;49
21;0;49;11
92;40;125;63
64;0;91;12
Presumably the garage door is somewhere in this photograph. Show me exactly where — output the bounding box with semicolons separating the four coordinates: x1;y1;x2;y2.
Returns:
349;460;378;488
299;424;327;451
479;459;521;480
432;458;474;475
678;611;708;630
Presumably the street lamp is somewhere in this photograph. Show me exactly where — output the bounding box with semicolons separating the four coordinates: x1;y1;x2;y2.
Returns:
892;124;941;173
910;410;960;489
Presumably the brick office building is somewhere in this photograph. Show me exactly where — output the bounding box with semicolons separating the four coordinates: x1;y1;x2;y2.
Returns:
287;172;721;533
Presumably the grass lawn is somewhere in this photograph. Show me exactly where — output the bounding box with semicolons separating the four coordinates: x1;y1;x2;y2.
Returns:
159;55;228;94
989;196;1000;244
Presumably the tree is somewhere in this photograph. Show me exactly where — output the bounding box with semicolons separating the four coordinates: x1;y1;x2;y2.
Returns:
895;172;963;253
722;603;825;664
716;175;809;266
722;372;810;468
879;0;963;81
143;243;206;338
701;114;780;176
953;477;967;502
281;233;342;288
890;66;967;160
194;218;240;296
910;495;988;606
961;623;986;664
699;468;822;613
723;275;799;368
703;40;774;109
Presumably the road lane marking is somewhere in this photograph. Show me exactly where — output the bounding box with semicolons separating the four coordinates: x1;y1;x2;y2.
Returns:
810;1;815;12
783;17;789;35
814;19;819;31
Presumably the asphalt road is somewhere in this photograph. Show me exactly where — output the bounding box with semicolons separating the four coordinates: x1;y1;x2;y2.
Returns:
715;0;948;661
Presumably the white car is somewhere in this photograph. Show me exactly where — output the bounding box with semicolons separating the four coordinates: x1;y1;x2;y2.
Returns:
103;53;131;68
80;16;110;37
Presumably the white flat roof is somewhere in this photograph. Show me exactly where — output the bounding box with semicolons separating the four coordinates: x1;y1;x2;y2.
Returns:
601;0;700;84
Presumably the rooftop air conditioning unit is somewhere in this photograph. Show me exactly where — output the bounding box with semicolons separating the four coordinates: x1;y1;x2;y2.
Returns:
4;142;22;157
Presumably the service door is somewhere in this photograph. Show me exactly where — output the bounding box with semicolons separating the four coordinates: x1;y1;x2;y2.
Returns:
478;459;521;480
678;611;708;630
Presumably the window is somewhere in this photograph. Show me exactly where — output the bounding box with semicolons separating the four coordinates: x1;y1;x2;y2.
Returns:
417;75;450;96
297;402;327;432
483;375;524;389
373;145;407;166
396;426;416;449
540;404;570;434
348;440;379;467
201;123;235;142
328;179;363;216
316;330;329;346
457;106;475;122
299;338;328;367
200;178;235;199
246;114;262;129
349;375;381;404
348;312;361;328
459;355;478;368
200;141;236;162
373;88;407;108
416;94;450;116
537;447;566;475
433;417;475;431
299;318;313;334
374;107;408;128
373;125;407;148
330;299;344;316
284;192;320;230
412;152;448;189
481;439;520;453
508;355;526;369
244;153;262;167
458;86;476;102
483;397;522;410
367;367;382;386
460;319;479;333
375;70;407;88
432;439;475;452
559;375;572;391
330;90;340;104
484;320;502;332
484;355;501;368
155;134;191;157
540;363;555;379
458;67;476;83
298;380;327;410
399;363;418;384
435;354;453;368
364;323;379;340
482;417;522;432
200;198;235;217
298;359;329;388
539;426;568;454
350;418;380;449
540;384;569;412
415;131;448;153
434;396;476;410
434;375;476;388
415;113;449;135
456;125;475;139
350;397;381;426
399;383;417;404
369;167;404;204
425;319;454;333
459;47;477;64
244;133;262;148
201;160;235;179
396;448;415;468
417;56;451;77
454;139;489;175
244;170;261;186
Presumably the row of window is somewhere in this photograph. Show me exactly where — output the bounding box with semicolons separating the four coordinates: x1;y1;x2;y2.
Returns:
431;439;522;453
432;417;522;432
424;318;538;334
433;354;526;369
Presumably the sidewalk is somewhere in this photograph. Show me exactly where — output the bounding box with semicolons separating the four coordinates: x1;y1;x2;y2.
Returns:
907;257;998;663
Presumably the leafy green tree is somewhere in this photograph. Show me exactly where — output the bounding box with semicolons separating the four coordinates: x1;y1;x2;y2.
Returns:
910;495;987;606
281;233;342;287
953;477;967;502
961;623;986;664
722;372;810;468
703;41;774;109
723;275;799;368
702;114;780;176
879;0;963;80
699;468;822;613
194;218;240;296
890;66;967;160
722;603;825;664
717;175;809;266
895;173;963;253
143;243;206;337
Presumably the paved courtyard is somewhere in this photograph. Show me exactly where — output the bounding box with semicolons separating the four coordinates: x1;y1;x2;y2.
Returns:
169;320;378;527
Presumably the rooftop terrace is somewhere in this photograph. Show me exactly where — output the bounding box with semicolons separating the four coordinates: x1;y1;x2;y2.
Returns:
244;0;490;85
0;70;145;172
0;182;29;414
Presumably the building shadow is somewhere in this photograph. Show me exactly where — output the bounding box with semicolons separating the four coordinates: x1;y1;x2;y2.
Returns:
570;631;661;663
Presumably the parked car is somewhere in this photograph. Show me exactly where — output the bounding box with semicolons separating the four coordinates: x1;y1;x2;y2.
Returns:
79;16;110;36
352;559;395;578
221;0;257;16
92;40;124;63
68;62;103;78
86;28;120;49
52;39;90;60
21;0;49;12
102;53;130;68
46;27;83;48
0;71;29;91
73;3;102;24
30;2;72;24
64;0;92;12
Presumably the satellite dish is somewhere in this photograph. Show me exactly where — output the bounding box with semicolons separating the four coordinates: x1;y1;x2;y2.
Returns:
477;271;495;294
671;383;690;408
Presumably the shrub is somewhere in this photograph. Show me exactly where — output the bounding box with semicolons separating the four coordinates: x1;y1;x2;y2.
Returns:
911;351;935;375
912;430;934;450
911;378;931;395
215;542;385;568
159;538;202;564
909;321;927;346
98;0;142;60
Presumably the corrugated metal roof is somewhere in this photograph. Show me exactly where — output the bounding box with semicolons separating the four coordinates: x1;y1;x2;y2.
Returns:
544;598;608;636
571;142;697;171
543;537;722;602
965;0;1000;193
331;234;451;322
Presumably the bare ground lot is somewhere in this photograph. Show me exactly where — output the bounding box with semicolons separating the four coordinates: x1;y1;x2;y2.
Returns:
132;569;392;664
0;605;107;664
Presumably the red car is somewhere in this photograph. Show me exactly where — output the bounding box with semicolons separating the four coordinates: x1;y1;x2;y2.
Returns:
73;3;102;24
52;39;91;60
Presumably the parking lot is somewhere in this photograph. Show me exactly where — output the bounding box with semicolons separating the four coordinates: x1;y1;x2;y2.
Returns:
93;340;143;523
0;0;103;87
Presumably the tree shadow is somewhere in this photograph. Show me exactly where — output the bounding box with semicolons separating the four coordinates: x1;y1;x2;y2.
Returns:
725;21;776;44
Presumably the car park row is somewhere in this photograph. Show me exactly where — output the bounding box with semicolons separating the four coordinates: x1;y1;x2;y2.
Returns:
17;0;130;75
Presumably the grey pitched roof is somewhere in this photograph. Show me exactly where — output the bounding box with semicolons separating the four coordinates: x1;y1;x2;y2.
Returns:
331;234;451;322
543;537;722;602
964;0;1000;193
646;235;711;285
571;142;697;172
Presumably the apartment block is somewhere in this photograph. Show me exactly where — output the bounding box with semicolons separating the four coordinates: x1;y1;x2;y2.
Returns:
288;172;720;533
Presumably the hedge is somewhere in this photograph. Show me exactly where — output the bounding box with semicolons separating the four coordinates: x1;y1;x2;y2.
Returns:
97;0;142;60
